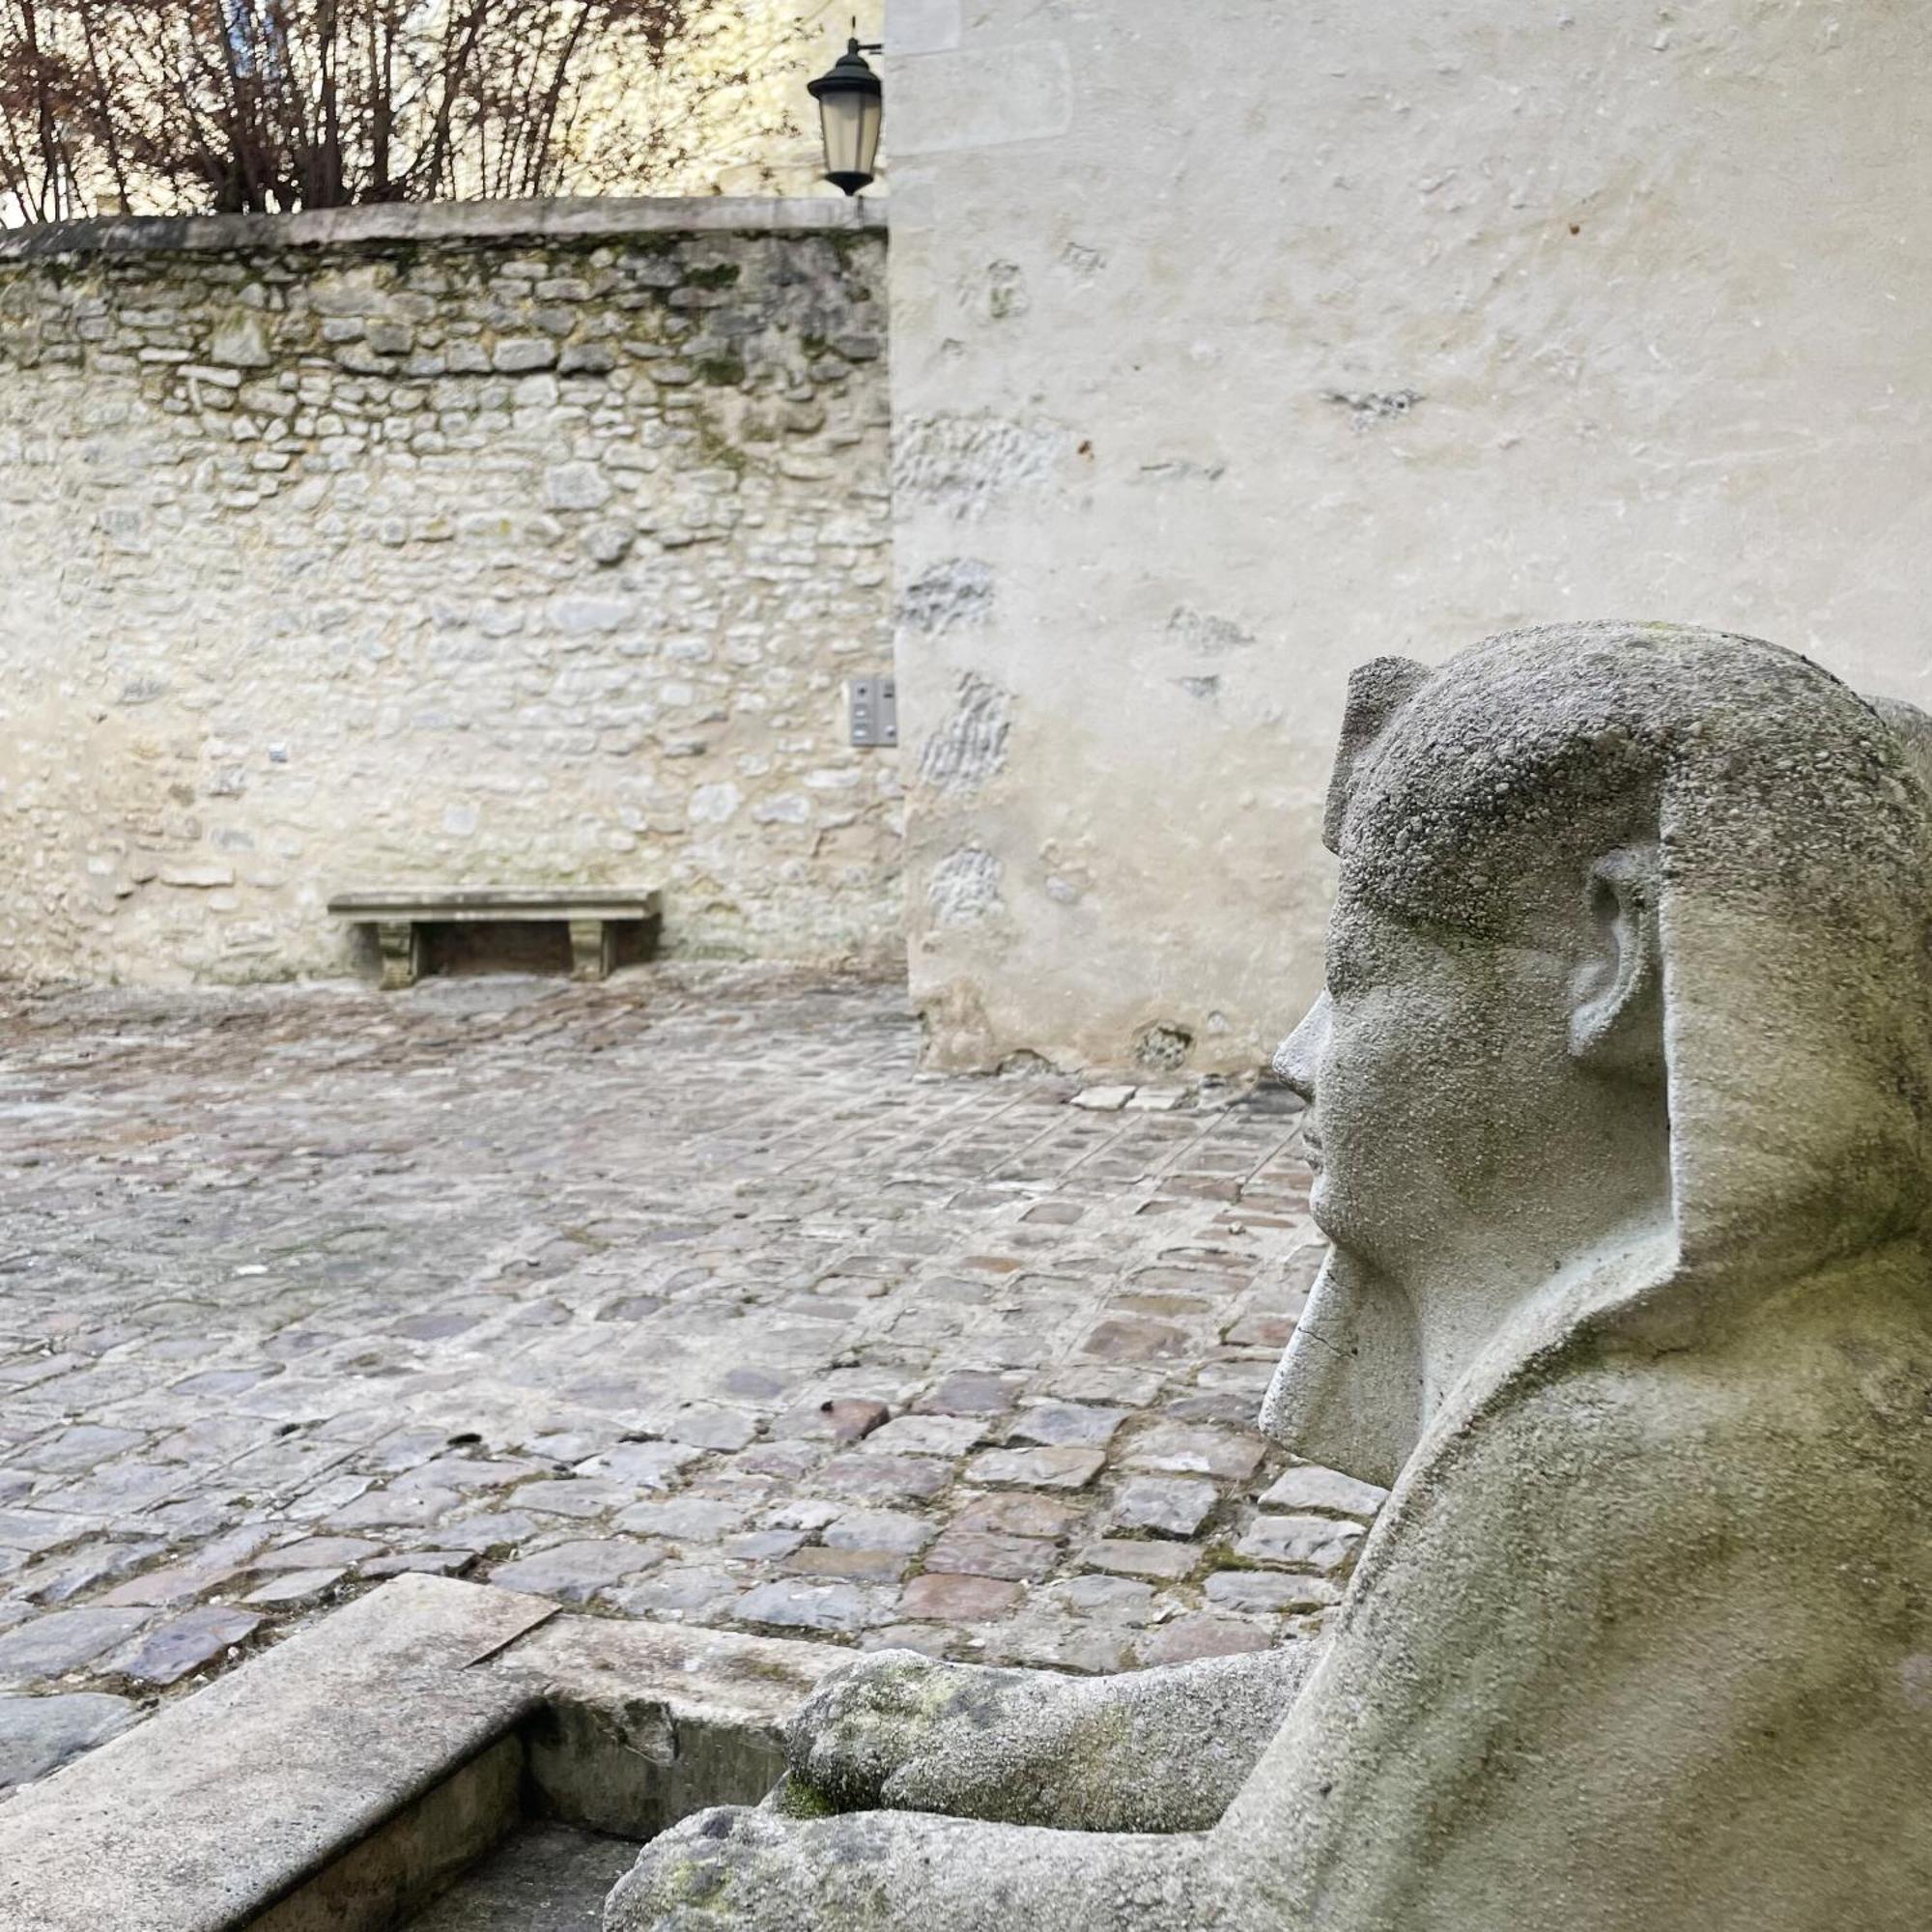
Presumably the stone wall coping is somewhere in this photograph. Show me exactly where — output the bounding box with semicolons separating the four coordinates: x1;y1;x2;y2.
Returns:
0;193;887;264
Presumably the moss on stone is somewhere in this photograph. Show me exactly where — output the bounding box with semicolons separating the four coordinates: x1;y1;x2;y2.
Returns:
768;1772;839;1819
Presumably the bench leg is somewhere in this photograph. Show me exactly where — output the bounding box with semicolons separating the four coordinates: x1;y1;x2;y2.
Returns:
376;922;421;991
569;919;613;982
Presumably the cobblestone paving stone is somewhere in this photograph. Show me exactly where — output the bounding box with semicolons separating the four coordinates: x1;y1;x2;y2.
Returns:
0;966;1375;1798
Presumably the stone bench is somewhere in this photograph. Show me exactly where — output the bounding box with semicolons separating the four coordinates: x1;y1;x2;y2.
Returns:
328;888;662;989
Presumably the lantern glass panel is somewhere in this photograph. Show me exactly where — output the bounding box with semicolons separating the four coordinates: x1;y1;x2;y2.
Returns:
819;88;881;182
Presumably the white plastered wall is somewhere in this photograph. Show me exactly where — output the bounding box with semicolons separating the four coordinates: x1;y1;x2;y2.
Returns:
887;0;1932;1071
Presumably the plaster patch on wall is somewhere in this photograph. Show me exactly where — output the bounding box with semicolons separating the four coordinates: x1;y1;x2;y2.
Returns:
898;557;995;636
980;261;1029;321
891;0;962;55
927;845;1003;924
895;412;1064;519
1323;387;1424;430
917;673;1012;793
1166;607;1256;655
996;1048;1058;1075
1135;1022;1194;1072
889;41;1073;156
1132;459;1226;487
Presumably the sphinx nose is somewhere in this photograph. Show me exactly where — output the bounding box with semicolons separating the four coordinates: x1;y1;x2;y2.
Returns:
1271;993;1329;1103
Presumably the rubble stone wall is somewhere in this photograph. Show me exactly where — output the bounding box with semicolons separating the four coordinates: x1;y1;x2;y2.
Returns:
0;198;895;985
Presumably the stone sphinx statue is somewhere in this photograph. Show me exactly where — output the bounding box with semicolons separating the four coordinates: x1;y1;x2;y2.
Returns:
608;622;1932;1930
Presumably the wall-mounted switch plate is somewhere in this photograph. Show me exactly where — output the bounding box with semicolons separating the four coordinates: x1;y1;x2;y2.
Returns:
849;675;898;748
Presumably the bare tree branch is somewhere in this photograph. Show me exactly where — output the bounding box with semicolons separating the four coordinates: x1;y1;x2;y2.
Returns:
0;0;812;223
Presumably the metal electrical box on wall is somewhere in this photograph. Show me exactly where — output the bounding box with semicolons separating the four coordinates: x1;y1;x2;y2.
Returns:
848;675;898;747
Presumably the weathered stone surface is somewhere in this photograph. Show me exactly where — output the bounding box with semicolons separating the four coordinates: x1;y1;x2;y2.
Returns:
961;1447;1105;1492
735;1580;882;1635
0;1609;150;1688
115;1606;262;1687
1121;1421;1264;1482
1233;1513;1363;1573
16;1427;144;1475
1076;1317;1189;1362
663;1406;761;1453
723;1530;808;1563
802;1399;893;1445
761;1640;1318;1857
1046;1573;1156;1623
1203;1569;1342;1614
896;0;1932;1094
486;1540;660;1605
0;1692;137;1789
612;1498;748;1543
1256;1463;1388;1520
782;1546;907;1584
914;1372;1020;1417
606;1565;741;1621
821;1511;933;1556
250;1537;384;1572
1103;1476;1219;1539
12;1540;162;1607
0;1511;93;1555
1004;1403;1125;1448
819;1454;953;1502
99;1563;239;1609
949;1492;1082;1541
1077;1539;1196;1582
582;1442;704;1491
861;1415;988;1458
896;1574;1023;1621
503;1479;628;1520
1133;1614;1274;1667
359;1550;476;1580
242;1566;346;1606
408;1820;638;1932
922;1530;1060;1583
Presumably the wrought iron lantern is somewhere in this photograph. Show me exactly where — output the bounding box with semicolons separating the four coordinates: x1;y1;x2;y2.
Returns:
809;33;884;196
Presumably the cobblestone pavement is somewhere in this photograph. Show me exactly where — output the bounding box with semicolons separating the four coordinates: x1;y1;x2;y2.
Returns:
0;966;1368;1799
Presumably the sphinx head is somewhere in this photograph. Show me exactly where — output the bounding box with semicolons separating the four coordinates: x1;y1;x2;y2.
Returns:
1274;647;1671;1296
1265;623;1932;1481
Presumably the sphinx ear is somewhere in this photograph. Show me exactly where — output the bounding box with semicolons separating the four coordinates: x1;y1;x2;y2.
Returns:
1569;844;1664;1079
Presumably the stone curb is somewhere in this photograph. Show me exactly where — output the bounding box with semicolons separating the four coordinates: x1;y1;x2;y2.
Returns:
0;1574;842;1931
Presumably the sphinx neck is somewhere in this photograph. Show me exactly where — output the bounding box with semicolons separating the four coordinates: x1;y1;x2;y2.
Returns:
1405;1211;1662;1422
1403;1134;1673;1428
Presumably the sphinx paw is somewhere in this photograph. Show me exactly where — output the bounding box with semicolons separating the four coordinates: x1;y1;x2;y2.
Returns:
785;1648;1033;1812
603;1807;794;1929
